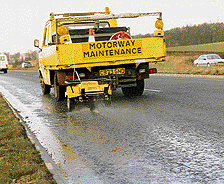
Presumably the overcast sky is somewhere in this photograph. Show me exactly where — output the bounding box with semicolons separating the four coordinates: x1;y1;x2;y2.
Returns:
0;0;223;54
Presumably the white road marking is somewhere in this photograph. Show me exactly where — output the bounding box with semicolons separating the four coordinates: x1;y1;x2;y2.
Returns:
45;162;54;171
145;89;163;93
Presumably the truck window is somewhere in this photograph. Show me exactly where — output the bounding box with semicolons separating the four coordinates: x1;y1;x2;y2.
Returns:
46;25;51;45
60;22;129;43
42;27;47;47
43;24;52;47
52;35;56;44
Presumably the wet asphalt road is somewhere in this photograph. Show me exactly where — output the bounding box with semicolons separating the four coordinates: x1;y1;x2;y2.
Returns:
0;70;224;183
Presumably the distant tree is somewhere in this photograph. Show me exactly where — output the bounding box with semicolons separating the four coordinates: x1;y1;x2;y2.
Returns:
164;22;224;47
133;22;224;47
25;50;38;61
11;52;21;66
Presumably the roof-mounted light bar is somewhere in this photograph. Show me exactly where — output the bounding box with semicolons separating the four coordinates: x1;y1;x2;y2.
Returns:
50;7;162;21
51;7;110;18
53;12;106;17
55;12;162;22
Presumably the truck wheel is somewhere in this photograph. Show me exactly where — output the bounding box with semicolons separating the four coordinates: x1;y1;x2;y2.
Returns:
122;86;135;97
4;69;7;73
134;79;144;96
54;75;66;101
122;79;144;97
41;79;51;94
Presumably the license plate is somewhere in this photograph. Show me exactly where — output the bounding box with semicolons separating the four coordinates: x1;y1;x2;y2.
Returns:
99;68;125;76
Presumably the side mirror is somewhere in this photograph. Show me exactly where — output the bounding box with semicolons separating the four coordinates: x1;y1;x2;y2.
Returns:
34;39;42;51
34;39;39;47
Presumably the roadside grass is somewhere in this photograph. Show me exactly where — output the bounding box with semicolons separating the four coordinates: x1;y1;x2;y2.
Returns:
164;42;224;75
149;55;224;75
0;94;56;184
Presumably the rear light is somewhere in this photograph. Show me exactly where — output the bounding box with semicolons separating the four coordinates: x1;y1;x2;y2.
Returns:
149;68;157;74
137;74;142;79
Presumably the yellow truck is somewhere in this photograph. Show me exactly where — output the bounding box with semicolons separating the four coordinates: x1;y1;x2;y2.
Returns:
34;7;166;110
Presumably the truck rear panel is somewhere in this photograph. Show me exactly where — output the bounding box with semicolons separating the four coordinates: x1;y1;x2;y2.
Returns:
40;37;165;68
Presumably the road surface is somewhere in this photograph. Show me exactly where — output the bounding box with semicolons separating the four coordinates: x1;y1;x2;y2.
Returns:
0;71;224;183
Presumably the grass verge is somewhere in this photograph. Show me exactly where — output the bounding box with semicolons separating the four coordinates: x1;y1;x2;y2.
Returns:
0;94;56;184
149;55;224;75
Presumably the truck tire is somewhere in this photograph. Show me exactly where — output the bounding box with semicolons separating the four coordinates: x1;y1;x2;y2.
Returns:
122;86;136;97
54;75;66;101
41;79;51;94
122;79;144;97
4;69;7;73
134;79;144;96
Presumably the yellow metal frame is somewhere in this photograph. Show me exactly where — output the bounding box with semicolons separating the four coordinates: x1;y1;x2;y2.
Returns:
65;81;112;99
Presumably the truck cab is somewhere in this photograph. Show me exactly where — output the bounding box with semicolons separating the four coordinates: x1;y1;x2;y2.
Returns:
0;54;8;73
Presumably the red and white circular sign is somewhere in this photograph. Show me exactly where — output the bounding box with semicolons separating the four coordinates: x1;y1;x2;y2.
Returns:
110;31;132;40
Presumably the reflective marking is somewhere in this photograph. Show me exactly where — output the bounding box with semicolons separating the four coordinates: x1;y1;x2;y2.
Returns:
145;89;163;92
135;59;145;63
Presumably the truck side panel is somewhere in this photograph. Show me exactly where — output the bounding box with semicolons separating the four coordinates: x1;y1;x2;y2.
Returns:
39;45;58;85
39;45;58;66
39;66;51;85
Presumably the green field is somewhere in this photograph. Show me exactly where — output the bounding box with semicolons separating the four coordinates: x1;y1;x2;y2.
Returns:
167;41;224;53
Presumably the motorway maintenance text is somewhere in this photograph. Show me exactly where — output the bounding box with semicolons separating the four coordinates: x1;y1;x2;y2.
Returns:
83;40;142;59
